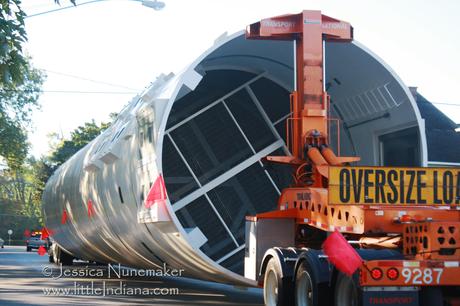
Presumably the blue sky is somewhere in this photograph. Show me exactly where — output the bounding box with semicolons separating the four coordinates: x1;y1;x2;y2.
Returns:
22;0;460;157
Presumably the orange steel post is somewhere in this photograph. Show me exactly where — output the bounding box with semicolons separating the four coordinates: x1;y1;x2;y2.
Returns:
246;11;353;172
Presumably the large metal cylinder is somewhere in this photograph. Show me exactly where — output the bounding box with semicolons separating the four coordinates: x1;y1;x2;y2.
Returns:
42;31;427;286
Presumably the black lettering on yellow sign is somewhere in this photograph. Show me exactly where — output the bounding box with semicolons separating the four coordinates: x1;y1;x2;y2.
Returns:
434;171;441;204
388;170;397;204
444;171;453;204
333;167;460;205
417;171;427;204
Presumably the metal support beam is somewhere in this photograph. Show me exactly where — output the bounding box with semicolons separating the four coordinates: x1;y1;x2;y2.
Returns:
172;140;284;212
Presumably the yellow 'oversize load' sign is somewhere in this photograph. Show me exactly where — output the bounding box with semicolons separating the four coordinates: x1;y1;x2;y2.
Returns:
329;166;460;205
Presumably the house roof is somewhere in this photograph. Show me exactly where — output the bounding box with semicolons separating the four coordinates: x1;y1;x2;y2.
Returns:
411;87;460;163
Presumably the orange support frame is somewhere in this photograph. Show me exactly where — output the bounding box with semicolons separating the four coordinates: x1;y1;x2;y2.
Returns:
246;10;353;182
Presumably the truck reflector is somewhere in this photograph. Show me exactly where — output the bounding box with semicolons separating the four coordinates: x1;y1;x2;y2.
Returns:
61;210;68;224
145;175;167;209
329;166;460;205
87;199;95;218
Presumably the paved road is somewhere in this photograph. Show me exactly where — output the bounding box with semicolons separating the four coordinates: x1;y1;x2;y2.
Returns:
0;246;263;306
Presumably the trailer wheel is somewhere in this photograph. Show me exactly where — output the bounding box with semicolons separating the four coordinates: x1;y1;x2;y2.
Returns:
264;257;292;306
295;260;318;306
53;245;73;266
334;273;359;306
60;249;73;266
48;253;54;263
53;246;60;265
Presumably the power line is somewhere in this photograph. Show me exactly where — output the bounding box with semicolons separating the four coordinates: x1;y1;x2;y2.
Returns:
0;89;137;94
26;0;113;18
25;0;164;18
42;90;138;94
42;69;141;91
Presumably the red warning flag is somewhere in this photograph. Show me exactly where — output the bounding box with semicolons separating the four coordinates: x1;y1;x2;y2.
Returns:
322;230;362;276
24;229;31;238
61;210;68;224
87;199;95;218
37;245;47;256
145;175;167;209
40;227;50;240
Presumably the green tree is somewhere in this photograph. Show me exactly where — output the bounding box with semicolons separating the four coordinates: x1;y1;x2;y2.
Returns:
1;0;46;169
29;156;53;205
0;162;43;242
0;0;27;85
1;0;74;169
0;59;44;169
0;0;76;241
1;0;74;85
49;119;110;168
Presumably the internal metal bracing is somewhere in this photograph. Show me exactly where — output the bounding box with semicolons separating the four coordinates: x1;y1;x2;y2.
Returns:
163;71;291;273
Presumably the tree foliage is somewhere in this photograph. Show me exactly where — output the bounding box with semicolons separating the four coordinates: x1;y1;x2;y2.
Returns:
0;0;76;240
0;118;109;240
29;156;53;205
0;0;76;169
1;0;73;85
1;0;46;169
49;119;110;168
0;0;27;85
0;161;44;241
0;59;44;169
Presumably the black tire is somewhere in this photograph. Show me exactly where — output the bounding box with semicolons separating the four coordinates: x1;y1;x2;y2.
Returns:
263;257;293;306
295;260;318;306
59;248;73;266
53;245;73;265
53;246;60;265
334;273;360;306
